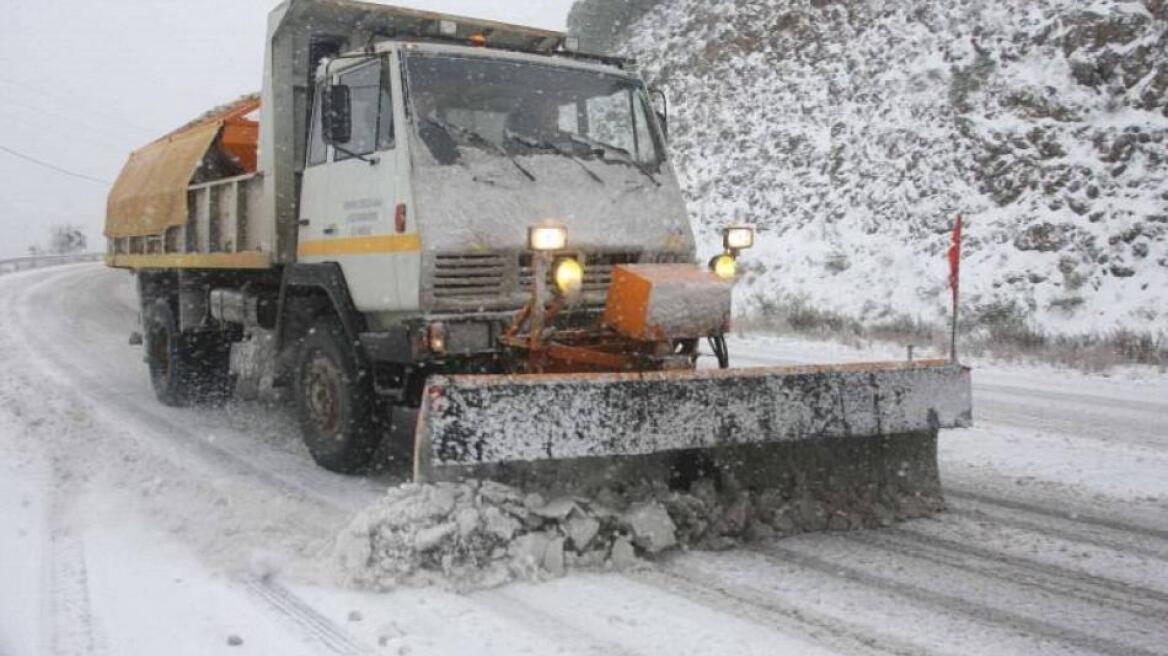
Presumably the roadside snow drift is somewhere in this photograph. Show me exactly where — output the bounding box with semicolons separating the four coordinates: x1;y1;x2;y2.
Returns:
570;0;1168;336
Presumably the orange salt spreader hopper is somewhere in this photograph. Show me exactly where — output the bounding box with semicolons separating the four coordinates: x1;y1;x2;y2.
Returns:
156;94;261;173
207;95;260;173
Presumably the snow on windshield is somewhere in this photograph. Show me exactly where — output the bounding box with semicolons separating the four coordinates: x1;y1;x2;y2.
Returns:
404;53;662;167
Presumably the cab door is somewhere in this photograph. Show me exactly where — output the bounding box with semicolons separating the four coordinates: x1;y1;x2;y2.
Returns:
298;55;413;312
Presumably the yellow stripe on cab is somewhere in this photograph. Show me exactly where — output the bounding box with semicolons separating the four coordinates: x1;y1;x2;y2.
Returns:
297;234;422;257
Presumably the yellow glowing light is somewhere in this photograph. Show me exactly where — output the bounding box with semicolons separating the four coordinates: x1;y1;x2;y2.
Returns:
711;254;737;280
553;257;584;297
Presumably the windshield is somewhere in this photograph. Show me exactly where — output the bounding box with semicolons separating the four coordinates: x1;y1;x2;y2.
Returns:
405;53;663;169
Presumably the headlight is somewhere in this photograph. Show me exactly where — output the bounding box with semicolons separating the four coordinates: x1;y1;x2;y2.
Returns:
553;257;584;297
723;226;755;251
528;224;567;251
710;254;737;280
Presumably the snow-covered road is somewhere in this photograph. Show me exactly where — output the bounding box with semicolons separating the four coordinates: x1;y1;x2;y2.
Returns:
1;263;1166;656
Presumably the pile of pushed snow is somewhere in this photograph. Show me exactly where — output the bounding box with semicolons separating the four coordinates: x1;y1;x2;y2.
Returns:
334;481;671;590
335;476;937;591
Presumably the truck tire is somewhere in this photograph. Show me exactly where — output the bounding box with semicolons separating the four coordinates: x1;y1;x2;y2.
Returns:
144;298;233;407
294;318;381;473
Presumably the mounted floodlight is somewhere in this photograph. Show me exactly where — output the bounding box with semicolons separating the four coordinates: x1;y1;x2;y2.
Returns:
710;254;737;281
528;224;568;251
438;19;458;36
723;225;755;252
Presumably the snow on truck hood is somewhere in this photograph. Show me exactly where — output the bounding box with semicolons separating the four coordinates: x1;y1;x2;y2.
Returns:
409;134;695;256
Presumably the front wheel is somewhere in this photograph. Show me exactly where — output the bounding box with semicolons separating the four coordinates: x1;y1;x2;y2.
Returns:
294;319;381;473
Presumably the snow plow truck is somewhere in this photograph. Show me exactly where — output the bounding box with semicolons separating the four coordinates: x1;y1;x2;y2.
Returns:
105;0;971;521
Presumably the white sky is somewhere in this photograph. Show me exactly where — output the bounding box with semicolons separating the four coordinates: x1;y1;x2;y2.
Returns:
0;0;575;258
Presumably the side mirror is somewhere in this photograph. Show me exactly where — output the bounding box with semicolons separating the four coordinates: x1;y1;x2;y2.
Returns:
649;88;669;141
322;84;352;145
655;110;669;141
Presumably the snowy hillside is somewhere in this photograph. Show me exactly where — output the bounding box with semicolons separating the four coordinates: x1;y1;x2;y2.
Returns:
569;0;1168;337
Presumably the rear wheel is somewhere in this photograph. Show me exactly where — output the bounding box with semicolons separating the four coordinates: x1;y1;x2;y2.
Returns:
144;298;232;407
295;318;381;473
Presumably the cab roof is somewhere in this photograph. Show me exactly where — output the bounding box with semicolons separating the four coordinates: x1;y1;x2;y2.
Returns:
320;39;636;82
281;0;632;69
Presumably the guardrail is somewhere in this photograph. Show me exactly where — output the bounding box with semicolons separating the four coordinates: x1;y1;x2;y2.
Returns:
0;253;103;275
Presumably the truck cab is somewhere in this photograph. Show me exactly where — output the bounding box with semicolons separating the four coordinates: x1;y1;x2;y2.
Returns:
298;39;693;340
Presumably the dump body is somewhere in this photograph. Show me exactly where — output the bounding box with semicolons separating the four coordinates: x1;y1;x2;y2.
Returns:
106;95;268;269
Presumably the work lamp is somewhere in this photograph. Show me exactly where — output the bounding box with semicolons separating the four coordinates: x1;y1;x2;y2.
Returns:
528;224;568;252
723;226;755;252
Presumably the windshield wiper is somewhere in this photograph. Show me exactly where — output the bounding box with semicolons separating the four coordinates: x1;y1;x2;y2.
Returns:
566;133;660;187
505;130;604;185
331;143;379;166
423;114;535;182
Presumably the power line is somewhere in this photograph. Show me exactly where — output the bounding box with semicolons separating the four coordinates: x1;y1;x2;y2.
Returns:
0;106;129;151
0;96;146;146
0;75;157;137
0;145;111;186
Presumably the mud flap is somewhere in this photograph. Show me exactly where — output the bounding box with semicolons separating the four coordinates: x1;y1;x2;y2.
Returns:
414;359;970;515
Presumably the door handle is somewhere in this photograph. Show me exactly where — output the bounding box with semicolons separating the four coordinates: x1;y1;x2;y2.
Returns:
323;226;338;236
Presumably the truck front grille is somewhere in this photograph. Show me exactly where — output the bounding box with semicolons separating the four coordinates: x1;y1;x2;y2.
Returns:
432;252;507;299
429;250;693;311
519;251;642;298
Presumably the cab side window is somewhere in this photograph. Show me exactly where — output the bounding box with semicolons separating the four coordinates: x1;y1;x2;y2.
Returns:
335;60;392;160
377;59;394;150
307;84;327;167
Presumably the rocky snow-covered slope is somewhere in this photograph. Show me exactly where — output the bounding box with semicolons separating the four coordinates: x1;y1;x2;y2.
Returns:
569;0;1168;336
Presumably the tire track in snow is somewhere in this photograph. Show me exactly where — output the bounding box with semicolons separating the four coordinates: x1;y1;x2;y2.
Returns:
1;320;108;656
973;392;1168;450
844;528;1168;620
945;490;1168;561
43;495;105;656
475;588;645;656
947;489;1168;543
245;579;375;655
632;566;936;656
751;544;1166;656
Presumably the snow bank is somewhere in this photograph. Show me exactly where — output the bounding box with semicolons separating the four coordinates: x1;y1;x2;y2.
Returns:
573;0;1168;337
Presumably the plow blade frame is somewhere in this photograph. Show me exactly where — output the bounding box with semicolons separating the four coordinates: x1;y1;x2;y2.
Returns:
414;359;971;488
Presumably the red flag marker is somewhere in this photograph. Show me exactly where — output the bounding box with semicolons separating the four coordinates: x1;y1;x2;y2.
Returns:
948;215;963;362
